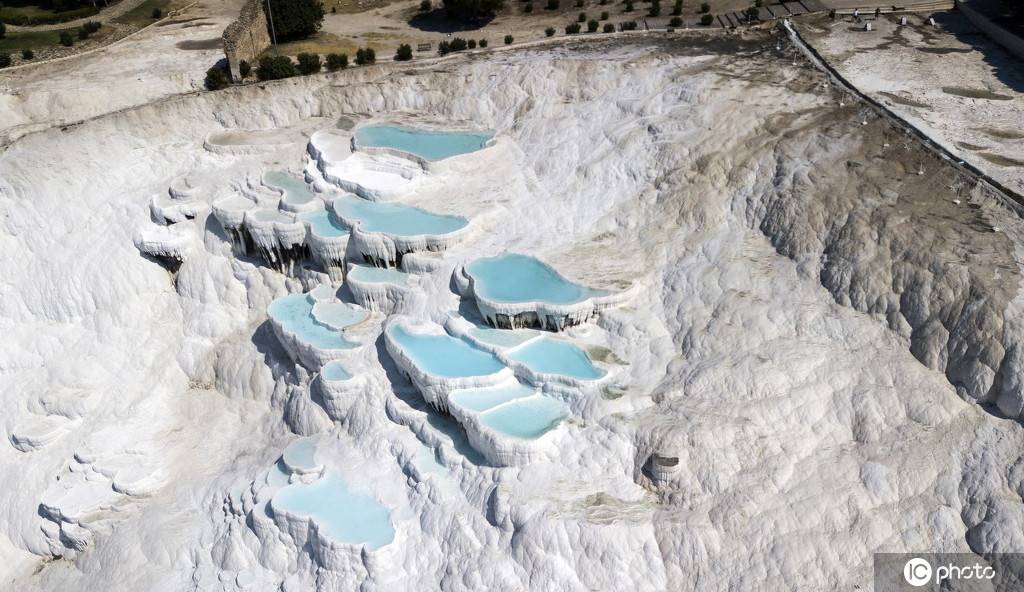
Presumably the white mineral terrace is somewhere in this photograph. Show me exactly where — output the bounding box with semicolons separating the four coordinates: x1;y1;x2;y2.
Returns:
383;315;606;465
456;253;633;331
132;222;196;263
346;264;422;314
332;195;471;268
350;122;495;170
149;192;209;224
9;26;1024;592
318;151;422;202
267;291;377;369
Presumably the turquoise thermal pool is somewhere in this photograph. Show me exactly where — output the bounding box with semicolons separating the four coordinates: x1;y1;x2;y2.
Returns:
387;325;505;378
321;360;352;381
465;254;610;305
508;337;605;380
265;171;317;207
272;472;395;550
299;210;348;237
348;264;411;286
479;397;569;440
312;301;369;331
332;195;467;237
468;326;536;348
354;124;493;161
282;438;318;472
449;381;536;413
268;294;359;350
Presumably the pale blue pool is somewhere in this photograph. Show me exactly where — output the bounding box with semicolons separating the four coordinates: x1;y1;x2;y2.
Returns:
479;397;568;439
312;301;369;331
469;326;536;349
272;472;395;550
283;438;318;471
449;381;536;412
508;338;604;380
265;171;317;206
300;210;349;237
333;195;466;237
268;294;358;350
321;360;352;382
349;264;411;287
465;254;610;305
354;124;492;161
388;325;505;378
266;460;291;487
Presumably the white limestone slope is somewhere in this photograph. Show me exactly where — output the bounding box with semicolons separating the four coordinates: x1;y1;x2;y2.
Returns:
3;30;1024;592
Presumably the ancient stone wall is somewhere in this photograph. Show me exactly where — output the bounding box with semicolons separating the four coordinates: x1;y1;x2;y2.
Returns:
222;0;271;80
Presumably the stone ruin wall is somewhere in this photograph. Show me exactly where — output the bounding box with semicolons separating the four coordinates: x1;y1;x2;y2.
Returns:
222;0;271;80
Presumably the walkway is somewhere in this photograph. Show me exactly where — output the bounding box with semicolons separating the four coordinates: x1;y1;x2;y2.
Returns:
6;0;152;32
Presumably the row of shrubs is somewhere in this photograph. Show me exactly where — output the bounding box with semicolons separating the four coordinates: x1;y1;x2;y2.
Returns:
0;19;101;68
205;48;377;90
55;19;102;47
437;34;516;56
0;4;98;26
0;47;35;67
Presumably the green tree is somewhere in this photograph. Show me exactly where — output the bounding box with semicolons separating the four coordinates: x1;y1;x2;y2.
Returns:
545;0;558;9
600;10;608;19
0;22;6;40
0;53;10;68
478;38;487;47
326;53;348;70
545;26;555;36
524;2;532;11
624;1;633;12
239;60;252;78
699;12;712;24
59;31;74;46
420;0;431;10
603;22;614;31
354;47;375;64
22;48;34;59
265;0;324;41
205;65;230;90
565;22;580;33
297;52;321;74
671;0;681;14
578;11;586;21
257;55;296;80
394;43;413;60
504;34;513;44
698;1;708;12
648;0;660;16
152;7;162;18
744;6;758;20
587;18;598;31
669;16;681;26
468;38;476;48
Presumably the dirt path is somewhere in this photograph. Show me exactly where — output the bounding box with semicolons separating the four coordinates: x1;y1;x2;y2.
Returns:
6;0;152;32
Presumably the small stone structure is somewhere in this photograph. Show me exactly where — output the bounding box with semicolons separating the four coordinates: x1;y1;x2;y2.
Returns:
222;0;271;80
